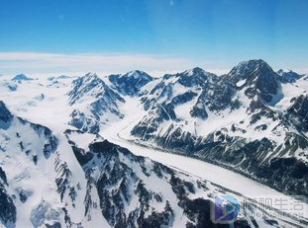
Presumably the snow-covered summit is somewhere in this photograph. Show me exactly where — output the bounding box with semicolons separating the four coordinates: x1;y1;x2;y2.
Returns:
69;72;121;105
125;70;152;80
68;72;125;133
225;59;281;103
183;67;207;76
227;59;275;83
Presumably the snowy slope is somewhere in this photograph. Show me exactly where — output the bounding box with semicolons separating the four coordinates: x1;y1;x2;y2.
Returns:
0;101;62;227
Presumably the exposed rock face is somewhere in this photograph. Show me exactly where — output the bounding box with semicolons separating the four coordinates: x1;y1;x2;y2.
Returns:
191;80;240;120
226;59;282;104
0;169;16;227
0;101;13;124
170;67;218;88
277;69;303;83
286;95;308;132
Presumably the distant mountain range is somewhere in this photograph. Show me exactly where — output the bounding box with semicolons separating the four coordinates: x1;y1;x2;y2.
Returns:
0;59;307;227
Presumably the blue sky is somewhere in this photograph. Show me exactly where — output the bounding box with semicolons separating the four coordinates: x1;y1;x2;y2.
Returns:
0;0;307;75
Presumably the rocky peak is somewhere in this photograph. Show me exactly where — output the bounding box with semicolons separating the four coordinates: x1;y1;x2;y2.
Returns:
69;73;125;104
173;67;218;87
69;72;108;105
227;60;281;103
72;72;106;90
83;72;101;82
227;59;274;84
108;70;153;96
68;73;125;133
124;70;152;80
183;67;206;76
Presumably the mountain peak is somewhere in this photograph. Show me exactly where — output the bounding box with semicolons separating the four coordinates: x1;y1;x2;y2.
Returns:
232;59;272;72
226;59;281;103
108;70;153;96
236;59;272;70
11;74;34;82
123;70;152;80
84;72;98;78
80;72;105;85
227;59;275;83
242;59;269;65
69;72;108;105
183;67;207;76
172;67;218;87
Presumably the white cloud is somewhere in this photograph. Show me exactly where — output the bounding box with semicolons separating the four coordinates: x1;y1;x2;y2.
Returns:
0;52;306;78
0;52;205;77
296;68;308;74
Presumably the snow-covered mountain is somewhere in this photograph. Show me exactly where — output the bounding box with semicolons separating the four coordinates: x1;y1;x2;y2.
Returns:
1;60;308;227
126;60;308;198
